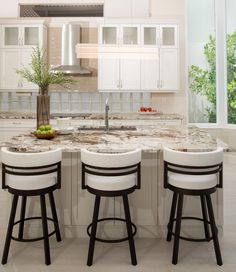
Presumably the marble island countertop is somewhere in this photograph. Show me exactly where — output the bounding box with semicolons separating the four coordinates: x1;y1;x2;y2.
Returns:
0;111;183;121
0;125;228;153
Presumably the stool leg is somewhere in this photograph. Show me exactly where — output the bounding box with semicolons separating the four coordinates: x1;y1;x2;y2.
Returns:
18;196;27;240
2;195;19;265
167;192;178;242
200;195;210;241
40;194;51;265
205;194;223;266
172;193;184;265
48;192;62;242
87;195;101;266
123;194;137;266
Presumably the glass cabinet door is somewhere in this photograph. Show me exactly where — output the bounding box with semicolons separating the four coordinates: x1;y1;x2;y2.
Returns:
23;27;39;46
160;26;177;47
101;26;118;44
122;26;139;45
3;26;20;46
142;26;157;45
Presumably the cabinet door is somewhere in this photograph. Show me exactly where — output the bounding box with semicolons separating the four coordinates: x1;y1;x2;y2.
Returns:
160;25;178;48
98;57;119;91
104;0;132;17
0;49;20;89
159;49;179;91
120;58;141;90
121;25;140;45
141;25;158;46
100;25;118;45
22;26;40;48
141;58;159;91
2;25;21;48
21;50;38;90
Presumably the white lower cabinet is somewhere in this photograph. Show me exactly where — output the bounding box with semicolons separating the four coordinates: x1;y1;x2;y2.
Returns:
0;49;37;90
98;57;141;91
141;58;159;91
160;49;178;91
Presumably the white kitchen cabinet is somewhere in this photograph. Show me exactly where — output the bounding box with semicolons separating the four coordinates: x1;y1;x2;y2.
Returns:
98;57;141;91
141;24;178;48
141;58;159;91
141;49;178;91
99;24;140;45
104;0;149;18
0;20;47;91
1;24;45;49
159;49;179;91
99;23;179;92
0;49;37;90
120;58;141;90
98;58;119;90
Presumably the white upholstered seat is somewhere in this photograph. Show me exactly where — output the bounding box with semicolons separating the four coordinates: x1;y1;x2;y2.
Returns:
1;147;62;191
81;149;141;191
163;147;223;190
168;172;217;190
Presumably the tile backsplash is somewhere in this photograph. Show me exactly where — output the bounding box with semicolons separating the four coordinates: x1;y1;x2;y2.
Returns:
0;91;151;113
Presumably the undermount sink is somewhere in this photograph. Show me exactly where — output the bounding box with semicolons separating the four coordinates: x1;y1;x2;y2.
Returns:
77;125;137;131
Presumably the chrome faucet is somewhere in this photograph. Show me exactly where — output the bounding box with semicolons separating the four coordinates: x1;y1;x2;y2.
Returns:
105;97;109;133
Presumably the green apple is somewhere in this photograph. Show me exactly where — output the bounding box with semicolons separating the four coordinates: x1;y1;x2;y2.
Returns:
45;125;52;131
39;125;46;131
36;129;41;134
47;129;54;134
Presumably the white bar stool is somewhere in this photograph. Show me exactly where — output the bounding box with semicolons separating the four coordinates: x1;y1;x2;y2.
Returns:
81;148;142;266
163;147;223;266
1;147;62;265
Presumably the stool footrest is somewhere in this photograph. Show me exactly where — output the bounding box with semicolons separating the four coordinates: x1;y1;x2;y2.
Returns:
87;217;137;243
12;216;58;242
168;216;214;242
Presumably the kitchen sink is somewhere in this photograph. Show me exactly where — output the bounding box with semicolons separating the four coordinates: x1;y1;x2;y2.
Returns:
77;125;137;131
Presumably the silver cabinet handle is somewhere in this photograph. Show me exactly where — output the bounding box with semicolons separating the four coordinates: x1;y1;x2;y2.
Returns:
160;80;162;88
120;80;122;89
117;80;120;88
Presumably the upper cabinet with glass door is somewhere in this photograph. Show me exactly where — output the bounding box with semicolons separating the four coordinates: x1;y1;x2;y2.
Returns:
141;25;178;48
100;24;140;45
1;24;44;48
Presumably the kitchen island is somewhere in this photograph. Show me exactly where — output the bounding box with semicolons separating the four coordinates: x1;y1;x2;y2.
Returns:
0;125;227;239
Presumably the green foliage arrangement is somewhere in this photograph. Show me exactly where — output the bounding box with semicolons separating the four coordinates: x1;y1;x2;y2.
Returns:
16;47;75;95
189;31;236;123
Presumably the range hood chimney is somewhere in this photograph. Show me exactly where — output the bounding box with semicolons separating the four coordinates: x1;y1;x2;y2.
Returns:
51;23;91;75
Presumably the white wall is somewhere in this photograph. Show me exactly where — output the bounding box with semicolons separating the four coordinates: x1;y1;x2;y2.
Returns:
150;0;184;16
0;0;18;17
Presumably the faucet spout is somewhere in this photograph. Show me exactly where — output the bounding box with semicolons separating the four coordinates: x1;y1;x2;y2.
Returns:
105;98;109;133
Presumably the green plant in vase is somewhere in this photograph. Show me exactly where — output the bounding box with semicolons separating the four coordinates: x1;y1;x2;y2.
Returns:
16;47;75;128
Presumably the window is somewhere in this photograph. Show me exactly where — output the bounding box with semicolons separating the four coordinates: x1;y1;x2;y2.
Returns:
226;0;236;124
187;0;216;123
188;0;236;126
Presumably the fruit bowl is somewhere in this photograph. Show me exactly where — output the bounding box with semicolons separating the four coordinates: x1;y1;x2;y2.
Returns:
33;131;56;140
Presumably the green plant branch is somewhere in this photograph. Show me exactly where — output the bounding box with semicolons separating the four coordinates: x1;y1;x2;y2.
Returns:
16;47;76;95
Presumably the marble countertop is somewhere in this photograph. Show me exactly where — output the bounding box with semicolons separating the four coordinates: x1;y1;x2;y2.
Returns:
0;112;183;121
0;125;228;153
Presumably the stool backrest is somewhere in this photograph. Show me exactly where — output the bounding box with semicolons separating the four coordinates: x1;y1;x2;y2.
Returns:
81;148;142;190
163;147;223;188
1;147;62;189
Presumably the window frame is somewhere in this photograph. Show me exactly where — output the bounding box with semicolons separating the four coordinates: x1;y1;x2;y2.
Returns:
187;0;234;128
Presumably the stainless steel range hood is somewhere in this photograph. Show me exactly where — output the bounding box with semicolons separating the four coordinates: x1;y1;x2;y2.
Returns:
51;23;91;75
